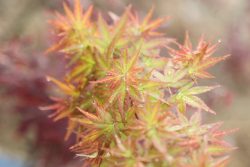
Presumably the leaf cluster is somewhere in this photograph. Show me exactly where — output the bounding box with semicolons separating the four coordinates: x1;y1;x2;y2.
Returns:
42;1;235;166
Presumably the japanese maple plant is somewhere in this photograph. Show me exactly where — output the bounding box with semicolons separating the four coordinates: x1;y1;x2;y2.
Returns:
42;0;236;166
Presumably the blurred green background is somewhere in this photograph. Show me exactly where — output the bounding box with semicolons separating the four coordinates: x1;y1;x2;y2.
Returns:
0;0;249;166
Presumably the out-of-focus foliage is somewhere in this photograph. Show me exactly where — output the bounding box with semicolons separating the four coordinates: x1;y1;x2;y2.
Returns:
0;38;76;167
42;0;236;166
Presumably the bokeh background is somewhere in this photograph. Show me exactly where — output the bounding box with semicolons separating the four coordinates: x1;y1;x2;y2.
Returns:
0;0;249;166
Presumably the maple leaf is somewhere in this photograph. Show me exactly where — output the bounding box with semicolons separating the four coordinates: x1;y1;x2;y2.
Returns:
127;7;169;37
152;60;189;88
170;82;219;114
39;94;94;141
167;32;230;79
92;48;143;108
47;0;94;53
103;135;147;167
65;50;95;83
92;10;130;72
46;76;79;96
173;112;236;166
127;99;175;158
71;101;123;166
174;112;205;147
73;106;116;142
39;96;72;121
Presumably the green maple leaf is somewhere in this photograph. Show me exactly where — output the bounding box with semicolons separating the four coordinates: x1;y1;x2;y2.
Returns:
171;83;219;114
